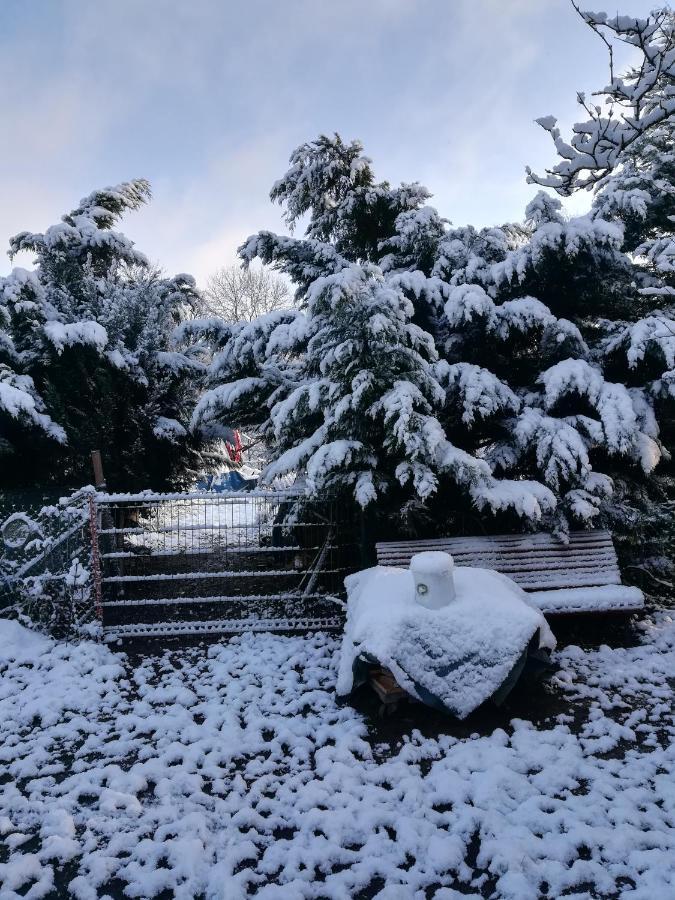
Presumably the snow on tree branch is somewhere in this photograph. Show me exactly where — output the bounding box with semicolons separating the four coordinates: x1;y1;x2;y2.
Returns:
527;5;675;195
0;365;66;443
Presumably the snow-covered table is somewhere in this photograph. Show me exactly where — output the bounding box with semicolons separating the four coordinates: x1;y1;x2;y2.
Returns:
337;562;555;719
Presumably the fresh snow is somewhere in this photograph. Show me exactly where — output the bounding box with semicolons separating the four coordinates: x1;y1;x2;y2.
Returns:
152;416;188;443
43;321;108;354
3;613;675;898
100;492;294;556
0;372;67;444
0;618;49;662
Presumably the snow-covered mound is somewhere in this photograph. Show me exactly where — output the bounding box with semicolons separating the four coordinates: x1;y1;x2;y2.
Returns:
337;564;556;718
0;617;50;663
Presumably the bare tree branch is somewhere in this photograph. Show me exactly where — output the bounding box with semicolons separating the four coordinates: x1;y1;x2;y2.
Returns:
199;265;291;323
571;0;615;84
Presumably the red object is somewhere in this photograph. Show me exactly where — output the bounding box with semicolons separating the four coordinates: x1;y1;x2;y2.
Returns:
226;429;243;463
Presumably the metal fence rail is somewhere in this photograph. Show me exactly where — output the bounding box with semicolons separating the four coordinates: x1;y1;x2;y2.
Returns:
93;490;357;638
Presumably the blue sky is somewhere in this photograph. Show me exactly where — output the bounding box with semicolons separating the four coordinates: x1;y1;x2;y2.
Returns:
0;0;657;285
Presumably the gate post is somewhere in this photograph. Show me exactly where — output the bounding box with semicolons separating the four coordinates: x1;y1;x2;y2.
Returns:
88;493;103;622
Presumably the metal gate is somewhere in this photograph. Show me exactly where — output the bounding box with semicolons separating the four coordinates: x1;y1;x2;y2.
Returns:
92;489;357;640
1;489;91;621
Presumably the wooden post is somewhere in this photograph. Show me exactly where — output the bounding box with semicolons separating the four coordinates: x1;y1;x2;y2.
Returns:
91;450;106;490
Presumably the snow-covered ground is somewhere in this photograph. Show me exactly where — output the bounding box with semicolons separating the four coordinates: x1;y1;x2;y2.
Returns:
119;493;286;554
1;614;675;899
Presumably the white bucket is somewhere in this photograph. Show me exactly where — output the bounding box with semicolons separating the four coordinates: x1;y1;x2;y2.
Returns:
410;550;456;609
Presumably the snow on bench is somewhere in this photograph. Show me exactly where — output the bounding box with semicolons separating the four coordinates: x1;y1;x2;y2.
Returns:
375;530;644;615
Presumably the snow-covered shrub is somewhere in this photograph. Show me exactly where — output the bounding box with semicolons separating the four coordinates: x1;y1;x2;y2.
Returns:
0;181;217;491
0;490;99;637
13;558;94;639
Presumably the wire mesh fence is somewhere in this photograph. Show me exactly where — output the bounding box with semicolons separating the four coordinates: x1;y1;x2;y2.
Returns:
0;490;91;607
93;490;359;638
0;489;96;637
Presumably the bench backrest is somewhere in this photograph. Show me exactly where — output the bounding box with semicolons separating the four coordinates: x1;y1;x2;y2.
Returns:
375;530;621;593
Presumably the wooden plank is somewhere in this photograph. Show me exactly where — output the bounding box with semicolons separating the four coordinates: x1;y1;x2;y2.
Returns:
376;544;613;559
376;535;613;554
372;566;621;591
375;565;621;584
487;569;620;583
376;550;619;569
369;669;408;705
376;562;619;579
373;531;640;613
376;529;612;547
377;529;611;542
377;535;613;547
510;573;622;591
375;531;621;594
531;585;644;615
376;550;618;567
376;539;615;555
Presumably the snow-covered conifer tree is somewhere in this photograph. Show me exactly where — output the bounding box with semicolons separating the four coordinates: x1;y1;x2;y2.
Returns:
192;6;673;538
194;117;673;538
434;189;669;536
523;3;674;559
590;124;675;571
0;182;211;489
193;137;555;528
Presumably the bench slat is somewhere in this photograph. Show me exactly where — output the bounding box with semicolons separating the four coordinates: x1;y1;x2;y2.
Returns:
377;528;613;543
377;547;619;571
506;572;622;590
376;534;614;553
375;530;643;614
376;550;618;566
376;544;614;560
530;585;644;615
377;565;619;581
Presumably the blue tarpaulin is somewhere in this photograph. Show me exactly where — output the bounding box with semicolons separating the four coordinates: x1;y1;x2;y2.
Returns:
196;470;257;493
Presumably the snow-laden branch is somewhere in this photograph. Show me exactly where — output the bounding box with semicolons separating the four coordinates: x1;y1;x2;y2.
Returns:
527;5;675;195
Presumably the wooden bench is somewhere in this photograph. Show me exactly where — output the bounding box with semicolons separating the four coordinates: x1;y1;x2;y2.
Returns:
375;530;644;616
